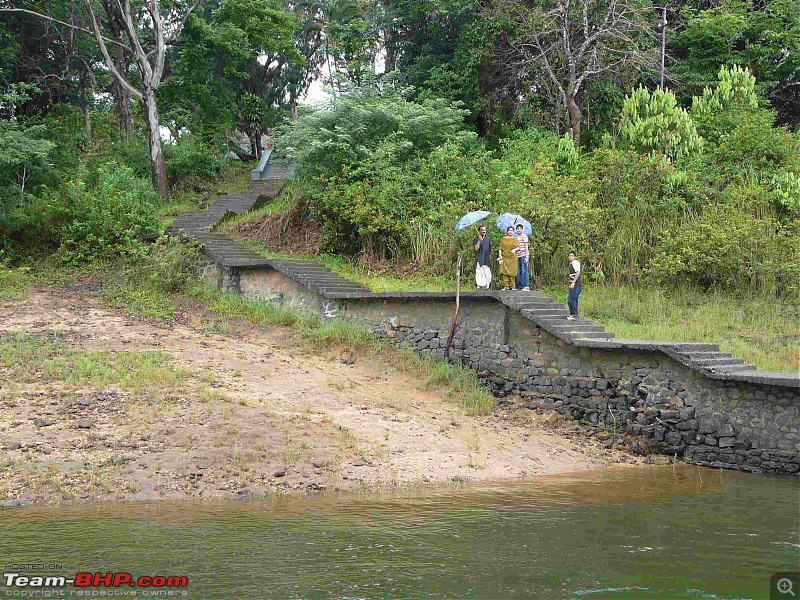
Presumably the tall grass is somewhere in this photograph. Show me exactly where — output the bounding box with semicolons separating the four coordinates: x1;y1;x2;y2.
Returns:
549;284;800;372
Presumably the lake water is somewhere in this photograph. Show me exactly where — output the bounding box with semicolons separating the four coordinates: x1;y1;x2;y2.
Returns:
0;465;798;599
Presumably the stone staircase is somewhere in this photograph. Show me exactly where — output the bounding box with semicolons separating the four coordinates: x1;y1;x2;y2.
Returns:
266;258;369;295
165;188;272;268
496;291;616;343
166;192;265;235
163;178;797;389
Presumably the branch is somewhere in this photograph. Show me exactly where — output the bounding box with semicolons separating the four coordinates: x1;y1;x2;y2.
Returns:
148;0;166;84
162;0;200;45
81;0;143;100
0;8;133;52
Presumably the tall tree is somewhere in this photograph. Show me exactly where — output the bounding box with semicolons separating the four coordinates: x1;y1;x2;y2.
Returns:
1;0;201;201
160;0;299;158
485;0;661;145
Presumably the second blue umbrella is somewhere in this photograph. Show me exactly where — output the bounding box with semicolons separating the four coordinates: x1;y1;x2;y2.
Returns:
496;212;532;235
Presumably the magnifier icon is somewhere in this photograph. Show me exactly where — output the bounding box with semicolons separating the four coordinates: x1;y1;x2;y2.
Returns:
778;578;796;597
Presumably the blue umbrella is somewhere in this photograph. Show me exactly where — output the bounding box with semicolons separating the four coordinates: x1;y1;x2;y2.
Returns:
454;210;491;231
496;212;532;235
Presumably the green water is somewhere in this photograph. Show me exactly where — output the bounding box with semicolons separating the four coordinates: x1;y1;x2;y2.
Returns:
0;466;798;599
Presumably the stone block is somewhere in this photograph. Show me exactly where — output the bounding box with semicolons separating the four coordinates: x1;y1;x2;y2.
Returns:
718;437;735;448
717;424;735;437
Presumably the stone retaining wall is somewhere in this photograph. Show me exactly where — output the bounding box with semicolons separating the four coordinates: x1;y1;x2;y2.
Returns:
232;265;800;475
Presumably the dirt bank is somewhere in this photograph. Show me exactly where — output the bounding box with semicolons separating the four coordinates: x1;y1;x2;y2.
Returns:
0;287;645;506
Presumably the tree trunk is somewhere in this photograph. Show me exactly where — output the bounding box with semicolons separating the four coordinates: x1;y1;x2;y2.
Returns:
82;102;92;141
142;90;169;203
567;93;582;146
113;81;133;140
289;90;298;121
249;133;258;160
383;28;396;73
109;23;133;140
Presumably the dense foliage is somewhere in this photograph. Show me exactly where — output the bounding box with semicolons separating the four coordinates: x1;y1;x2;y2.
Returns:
278;67;799;296
0;0;798;298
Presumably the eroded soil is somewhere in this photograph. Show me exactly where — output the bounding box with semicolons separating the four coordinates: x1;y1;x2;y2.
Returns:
0;287;644;505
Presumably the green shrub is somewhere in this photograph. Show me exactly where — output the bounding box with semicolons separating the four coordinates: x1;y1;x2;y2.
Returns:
164;138;226;188
617;87;702;160
645;208;798;296
57;161;161;264
124;234;203;294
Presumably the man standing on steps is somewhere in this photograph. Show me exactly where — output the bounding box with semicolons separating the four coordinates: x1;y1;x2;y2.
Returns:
515;224;530;291
473;225;492;290
567;251;582;320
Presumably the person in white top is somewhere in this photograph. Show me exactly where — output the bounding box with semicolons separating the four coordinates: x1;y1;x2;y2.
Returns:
567;251;582;320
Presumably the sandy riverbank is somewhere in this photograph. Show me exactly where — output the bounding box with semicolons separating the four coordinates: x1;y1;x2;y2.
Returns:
0;287;646;506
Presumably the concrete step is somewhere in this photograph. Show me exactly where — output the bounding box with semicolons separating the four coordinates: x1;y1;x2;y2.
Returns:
544;323;607;333
666;343;722;352
520;309;571;319
569;331;616;340
691;357;746;367
676;351;733;361
706;364;758;373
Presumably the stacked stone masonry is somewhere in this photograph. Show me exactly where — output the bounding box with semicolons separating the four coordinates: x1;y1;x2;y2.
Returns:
166;184;800;476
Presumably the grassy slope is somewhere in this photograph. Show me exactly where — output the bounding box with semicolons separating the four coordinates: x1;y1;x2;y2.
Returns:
223;212;799;373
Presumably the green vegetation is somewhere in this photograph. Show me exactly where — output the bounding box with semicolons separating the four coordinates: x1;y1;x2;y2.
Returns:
547;285;799;373
268;68;798;299
0;331;186;394
1;0;798;379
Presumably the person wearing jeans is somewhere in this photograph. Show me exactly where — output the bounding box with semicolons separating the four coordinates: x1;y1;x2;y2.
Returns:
515;224;530;290
567;251;582;320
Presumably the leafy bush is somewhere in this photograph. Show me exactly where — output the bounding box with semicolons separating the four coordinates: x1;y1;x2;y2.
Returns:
646;208;799;296
164;138;226;188
56;162;161;264
617;87;702;160
124;234;203;294
276;83;476;181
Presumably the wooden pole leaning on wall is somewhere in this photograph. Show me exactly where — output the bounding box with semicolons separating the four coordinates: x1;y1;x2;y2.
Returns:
444;253;462;360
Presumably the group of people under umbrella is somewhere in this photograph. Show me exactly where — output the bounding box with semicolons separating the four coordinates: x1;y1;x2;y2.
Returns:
455;210;583;319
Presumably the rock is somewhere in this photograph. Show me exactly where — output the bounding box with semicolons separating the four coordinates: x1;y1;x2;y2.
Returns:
2;499;22;508
718;437;735;448
77;420;92;429
233;489;267;500
717;424;735;437
273;469;287;477
353;459;367;467
665;431;682;445
78;398;92;407
9;442;21;451
312;460;325;468
631;441;648;456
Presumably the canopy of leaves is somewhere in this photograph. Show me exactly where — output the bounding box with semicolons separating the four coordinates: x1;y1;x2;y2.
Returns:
618;87;702;160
